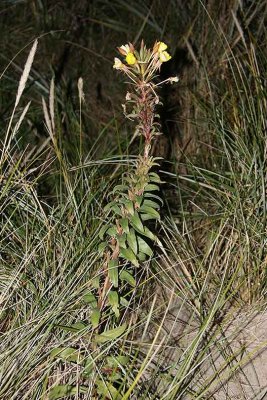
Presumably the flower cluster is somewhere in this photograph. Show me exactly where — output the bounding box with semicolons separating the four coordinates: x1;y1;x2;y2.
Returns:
113;40;172;78
112;40;178;160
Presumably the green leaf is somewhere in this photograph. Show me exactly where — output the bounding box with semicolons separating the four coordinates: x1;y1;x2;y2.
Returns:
107;226;118;238
120;296;129;306
71;322;87;330
98;224;109;240
94;323;127;343
143;199;160;209
120;247;139;267
111;205;122;216
137;252;147;261
83;293;97;307
108;290;120;318
140;213;155;221
108;290;119;307
137;236;153;257
140;205;160;219
50;347;81;363
124;200;134;215
143;227;156;240
104;201;115;211
49;385;87;399
96;380;122;400
120;270;136;287
108;290;120;317
144;192;163;205
114;355;130;366
83;358;94;376
112;184;128;194
118;233;127;249
108;260;119;287
120;218;129;234
134;194;143;207
105;201;122;215
98;241;107;255
127;228;138;254
149;172;162;183
92;275;100;289
111;205;122;215
91;308;101;328
144;184;159;191
130;212;144;232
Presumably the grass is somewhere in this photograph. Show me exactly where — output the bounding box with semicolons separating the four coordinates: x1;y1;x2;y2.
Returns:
1;1;267;399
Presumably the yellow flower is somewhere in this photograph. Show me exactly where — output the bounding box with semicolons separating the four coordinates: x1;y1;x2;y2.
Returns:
118;44;131;55
113;57;124;69
126;52;137;65
118;43;135;56
159;51;171;62
158;42;168;52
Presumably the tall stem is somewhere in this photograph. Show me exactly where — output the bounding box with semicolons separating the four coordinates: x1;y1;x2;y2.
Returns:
139;81;154;160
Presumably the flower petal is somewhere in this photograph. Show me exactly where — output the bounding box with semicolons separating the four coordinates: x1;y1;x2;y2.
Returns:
113;57;123;69
126;52;137;65
158;42;168;52
159;51;171;62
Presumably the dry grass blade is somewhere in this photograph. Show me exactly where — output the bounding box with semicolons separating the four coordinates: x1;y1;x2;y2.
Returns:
1;40;38;163
14;39;38;109
49;77;55;132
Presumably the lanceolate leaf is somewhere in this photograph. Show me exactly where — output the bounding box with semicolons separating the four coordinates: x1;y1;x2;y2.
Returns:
140;205;160;219
134;194;143;207
127;228;138;254
137;252;147;261
49;385;87;400
108;259;119;287
98;241;107;255
83;293;97;307
108;290;120;317
137;236;153;257
108;291;120;317
50;347;82;363
104;201;122;216
91;308;101;328
120;247;139;267
120;218;129;233
118;234;127;249
94;323;127;343
108;290;119;307
98;224;110;240
120;270;136;287
96;380;122;400
149;171;162;183
120;296;129;306
140;213;155;221
111;204;122;215
144;183;159;191
104;201;116;211
130;212;144;232
144;192;163;204
112;184;128;194
142;199;160;209
107;355;130;367
107;226;118;238
143;226;155;240
124;199;134;215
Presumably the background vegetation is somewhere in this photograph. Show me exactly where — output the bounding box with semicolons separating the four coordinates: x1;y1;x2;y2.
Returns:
1;0;266;399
